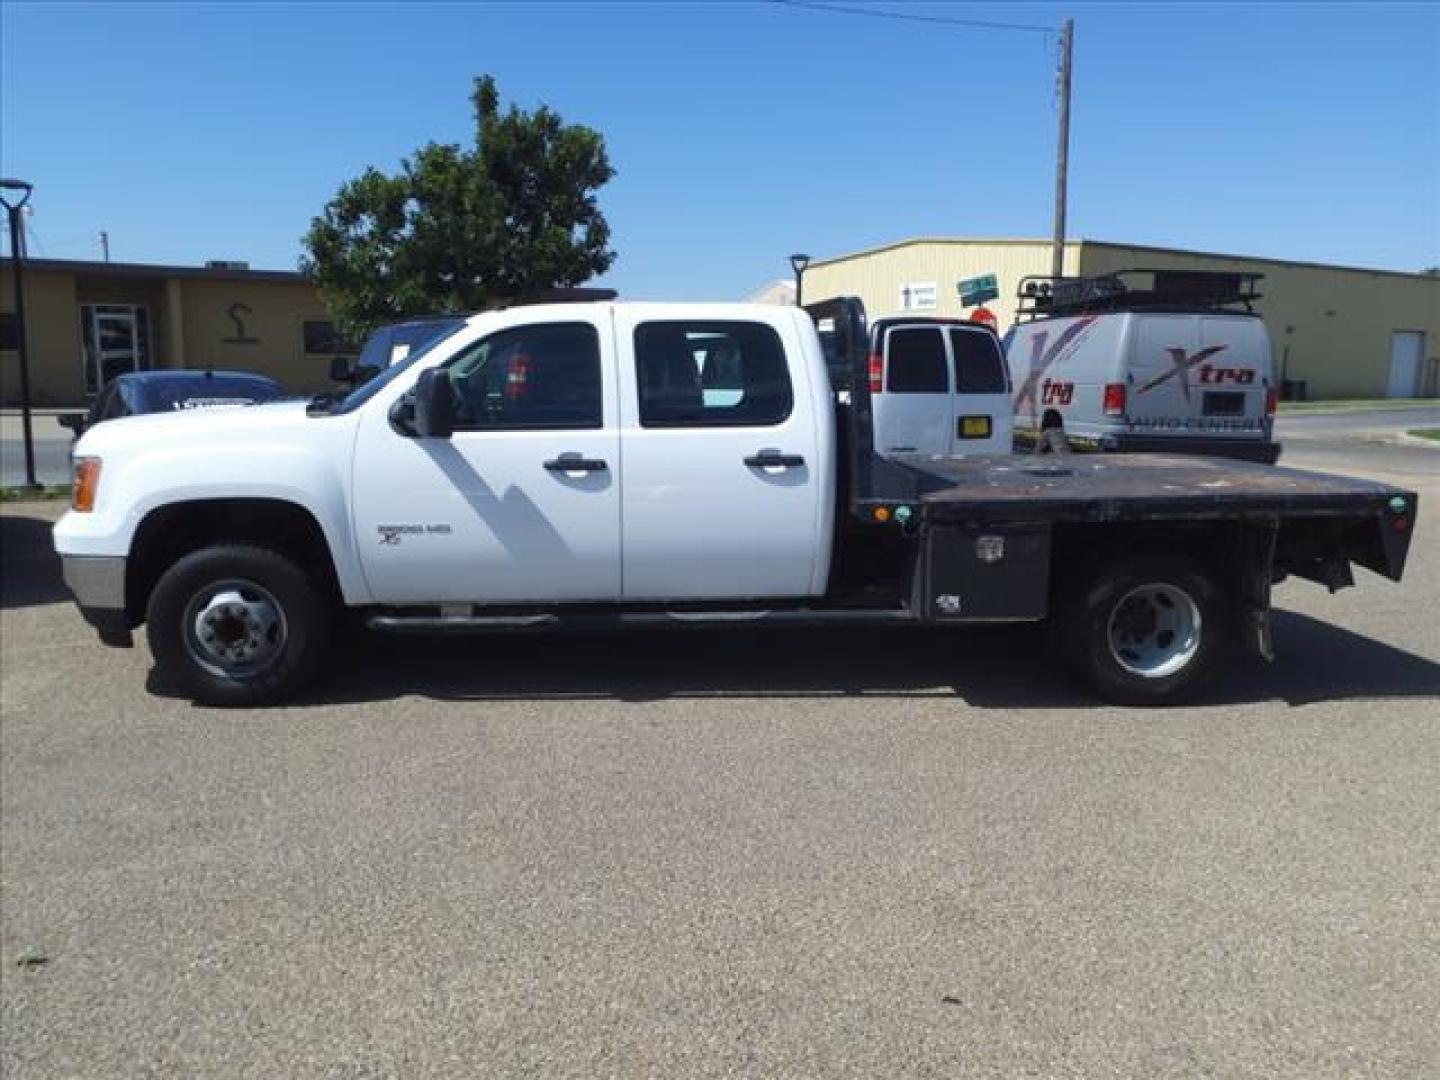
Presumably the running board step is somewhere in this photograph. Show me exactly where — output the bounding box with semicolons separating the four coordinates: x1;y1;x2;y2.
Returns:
366;608;916;634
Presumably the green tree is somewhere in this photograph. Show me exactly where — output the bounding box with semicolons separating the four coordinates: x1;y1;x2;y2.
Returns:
301;76;615;339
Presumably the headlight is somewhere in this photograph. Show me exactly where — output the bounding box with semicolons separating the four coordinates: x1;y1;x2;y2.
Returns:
72;457;102;512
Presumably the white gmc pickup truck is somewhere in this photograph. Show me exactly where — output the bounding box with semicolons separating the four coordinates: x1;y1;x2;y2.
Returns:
54;297;1418;707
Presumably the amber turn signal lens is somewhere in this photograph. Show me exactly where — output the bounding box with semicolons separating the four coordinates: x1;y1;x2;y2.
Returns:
72;457;101;512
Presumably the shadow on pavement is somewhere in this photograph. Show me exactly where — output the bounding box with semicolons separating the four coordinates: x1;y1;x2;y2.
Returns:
254;608;1440;712
0;515;67;609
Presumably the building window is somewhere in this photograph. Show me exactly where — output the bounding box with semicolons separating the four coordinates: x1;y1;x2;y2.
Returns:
302;320;356;355
0;312;17;351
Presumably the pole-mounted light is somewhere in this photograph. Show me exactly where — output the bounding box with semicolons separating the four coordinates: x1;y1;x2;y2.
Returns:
789;253;811;307
1;177;39;489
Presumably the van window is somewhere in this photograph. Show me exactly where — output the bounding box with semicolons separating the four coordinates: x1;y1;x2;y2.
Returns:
949;329;1008;393
635;321;792;427
886;328;947;393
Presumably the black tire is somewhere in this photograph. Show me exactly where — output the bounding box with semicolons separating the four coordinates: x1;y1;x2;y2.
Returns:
146;544;333;706
1058;551;1224;706
1037;427;1070;455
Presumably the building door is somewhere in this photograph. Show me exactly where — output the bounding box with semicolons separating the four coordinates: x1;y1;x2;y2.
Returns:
79;304;150;396
1386;331;1424;398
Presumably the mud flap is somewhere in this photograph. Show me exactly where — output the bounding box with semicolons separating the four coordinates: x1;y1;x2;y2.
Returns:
1239;519;1279;662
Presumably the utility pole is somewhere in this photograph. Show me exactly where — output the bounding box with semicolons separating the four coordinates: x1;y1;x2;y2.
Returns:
99;230;110;262
1050;17;1074;280
1;178;38;489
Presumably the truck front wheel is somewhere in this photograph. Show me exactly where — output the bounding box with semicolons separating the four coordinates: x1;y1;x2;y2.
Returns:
1061;552;1223;705
146;545;332;706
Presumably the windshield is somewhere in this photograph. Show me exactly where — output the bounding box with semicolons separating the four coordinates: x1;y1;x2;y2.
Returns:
325;320;471;415
357;318;466;372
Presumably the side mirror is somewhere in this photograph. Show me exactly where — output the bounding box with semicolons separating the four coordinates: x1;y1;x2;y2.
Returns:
59;412;86;436
329;355;356;383
413;368;456;439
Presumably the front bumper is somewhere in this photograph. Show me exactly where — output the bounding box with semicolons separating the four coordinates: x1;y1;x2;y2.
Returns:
60;554;133;647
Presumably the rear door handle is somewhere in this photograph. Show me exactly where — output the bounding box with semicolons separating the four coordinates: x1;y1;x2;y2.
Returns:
544;455;608;473
744;451;805;468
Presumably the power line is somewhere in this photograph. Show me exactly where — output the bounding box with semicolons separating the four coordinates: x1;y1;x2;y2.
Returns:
768;0;1052;36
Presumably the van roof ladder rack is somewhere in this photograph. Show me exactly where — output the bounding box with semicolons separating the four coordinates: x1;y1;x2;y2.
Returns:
1015;268;1263;321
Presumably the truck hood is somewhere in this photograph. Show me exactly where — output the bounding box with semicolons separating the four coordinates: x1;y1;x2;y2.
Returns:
73;399;318;458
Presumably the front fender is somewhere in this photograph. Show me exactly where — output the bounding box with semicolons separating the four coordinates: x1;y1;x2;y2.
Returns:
53;420;371;605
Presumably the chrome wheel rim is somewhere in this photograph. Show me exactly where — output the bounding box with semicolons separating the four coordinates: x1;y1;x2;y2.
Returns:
1106;582;1201;679
183;579;288;679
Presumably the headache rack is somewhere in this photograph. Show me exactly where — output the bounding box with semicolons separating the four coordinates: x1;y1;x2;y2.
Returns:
1015;268;1263;321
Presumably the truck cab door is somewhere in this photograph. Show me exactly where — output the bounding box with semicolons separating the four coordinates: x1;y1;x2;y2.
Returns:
613;309;826;601
351;316;621;605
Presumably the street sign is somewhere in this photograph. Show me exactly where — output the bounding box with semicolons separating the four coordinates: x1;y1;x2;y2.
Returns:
958;273;999;308
899;281;938;311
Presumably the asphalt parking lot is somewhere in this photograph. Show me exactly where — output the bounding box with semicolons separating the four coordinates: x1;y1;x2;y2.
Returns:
2;446;1438;1078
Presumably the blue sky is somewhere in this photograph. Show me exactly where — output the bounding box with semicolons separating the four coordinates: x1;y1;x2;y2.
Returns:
2;1;1437;299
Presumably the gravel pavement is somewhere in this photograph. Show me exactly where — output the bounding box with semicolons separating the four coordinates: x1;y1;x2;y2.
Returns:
2;451;1437;1078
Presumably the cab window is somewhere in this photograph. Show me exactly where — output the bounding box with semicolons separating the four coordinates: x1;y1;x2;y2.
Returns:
444;322;602;430
635;321;792;427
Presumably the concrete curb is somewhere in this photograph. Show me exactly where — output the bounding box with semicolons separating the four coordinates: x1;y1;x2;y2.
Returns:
1396;433;1440;450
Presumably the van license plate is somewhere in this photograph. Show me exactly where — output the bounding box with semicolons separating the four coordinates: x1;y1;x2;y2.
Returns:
959;415;992;438
1203;392;1245;416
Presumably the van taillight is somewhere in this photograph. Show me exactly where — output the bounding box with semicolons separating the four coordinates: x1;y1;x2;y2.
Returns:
1265;387;1278;416
868;353;883;394
1103;383;1126;416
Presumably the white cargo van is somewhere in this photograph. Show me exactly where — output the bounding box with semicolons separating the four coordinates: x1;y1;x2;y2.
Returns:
1005;270;1280;463
864;316;1012;457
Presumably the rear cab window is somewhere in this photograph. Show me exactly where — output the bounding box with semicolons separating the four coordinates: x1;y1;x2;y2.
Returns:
634;321;792;427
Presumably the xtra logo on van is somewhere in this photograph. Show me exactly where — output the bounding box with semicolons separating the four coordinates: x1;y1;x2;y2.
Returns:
1013;315;1100;415
1136;345;1235;400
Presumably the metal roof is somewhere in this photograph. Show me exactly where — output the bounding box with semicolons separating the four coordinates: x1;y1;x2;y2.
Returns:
808;237;1435;281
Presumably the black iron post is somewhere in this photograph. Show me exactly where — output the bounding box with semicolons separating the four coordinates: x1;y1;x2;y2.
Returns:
1;178;37;489
789;253;811;308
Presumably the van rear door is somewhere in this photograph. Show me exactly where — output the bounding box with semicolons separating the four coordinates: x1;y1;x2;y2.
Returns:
1129;314;1270;441
874;324;951;455
1128;314;1204;435
947;325;1010;455
1196;316;1271;439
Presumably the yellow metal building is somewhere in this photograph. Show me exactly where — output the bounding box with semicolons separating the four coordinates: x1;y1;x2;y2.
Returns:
0;258;348;406
800;238;1439;400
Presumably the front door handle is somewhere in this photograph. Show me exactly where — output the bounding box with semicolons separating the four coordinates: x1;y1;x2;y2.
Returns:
744;451;806;468
544;455;608;473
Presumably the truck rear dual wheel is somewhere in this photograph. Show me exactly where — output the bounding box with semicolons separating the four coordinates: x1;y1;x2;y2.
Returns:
146;545;332;707
1060;552;1223;706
